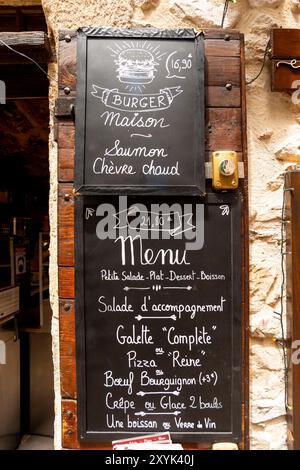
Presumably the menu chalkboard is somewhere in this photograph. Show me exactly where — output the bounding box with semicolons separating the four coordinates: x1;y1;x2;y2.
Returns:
75;193;243;442
75;28;205;195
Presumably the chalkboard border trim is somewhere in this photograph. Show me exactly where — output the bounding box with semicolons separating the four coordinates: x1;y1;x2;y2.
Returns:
79;27;200;39
74;185;204;196
75;192;243;444
75;27;205;196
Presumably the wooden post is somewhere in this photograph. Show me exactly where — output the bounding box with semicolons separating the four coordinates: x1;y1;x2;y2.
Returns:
285;169;300;450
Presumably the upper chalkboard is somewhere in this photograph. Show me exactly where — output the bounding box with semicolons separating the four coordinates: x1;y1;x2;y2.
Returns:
75;27;205;195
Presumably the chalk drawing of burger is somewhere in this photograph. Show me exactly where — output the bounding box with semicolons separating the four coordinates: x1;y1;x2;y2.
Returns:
116;49;158;85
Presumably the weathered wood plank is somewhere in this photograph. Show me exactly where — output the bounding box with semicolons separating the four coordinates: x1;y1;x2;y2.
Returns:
0;31;51;64
205;38;240;57
58;182;74;272
206;56;241;87
58;236;74;267
206;108;242;151
58;33;76;92
206;85;240;107
58;223;74;267
0;31;48;47
271;28;300;59
58;182;74;266
60;299;76;399
57;120;75;182
59;299;76;356
61;355;77;399
58;204;74;231
58;202;74;229
58;225;74;241
58;182;74;198
58;121;75;149
62;400;80;449
58;147;75;182
58;184;74;231
59;267;75;299
204;29;240;40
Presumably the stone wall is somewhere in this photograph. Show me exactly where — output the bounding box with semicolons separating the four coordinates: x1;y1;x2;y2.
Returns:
16;0;299;449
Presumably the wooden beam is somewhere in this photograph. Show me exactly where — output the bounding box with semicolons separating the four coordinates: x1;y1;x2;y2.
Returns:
0;31;51;64
204;29;240;40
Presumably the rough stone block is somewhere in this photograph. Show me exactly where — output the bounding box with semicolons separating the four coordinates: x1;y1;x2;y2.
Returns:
275;138;300;162
248;0;283;7
250;263;280;311
169;0;246;28
250;419;287;449
135;0;159;10
291;0;300;12
250;308;282;338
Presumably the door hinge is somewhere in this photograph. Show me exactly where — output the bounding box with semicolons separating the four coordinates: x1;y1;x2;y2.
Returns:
55;96;75;119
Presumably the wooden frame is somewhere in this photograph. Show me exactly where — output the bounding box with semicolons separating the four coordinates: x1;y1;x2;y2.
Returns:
285;169;300;450
0;31;51;64
57;28;249;450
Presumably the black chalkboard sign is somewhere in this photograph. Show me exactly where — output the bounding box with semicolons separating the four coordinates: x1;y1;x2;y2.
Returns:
75;28;205;195
75;193;242;442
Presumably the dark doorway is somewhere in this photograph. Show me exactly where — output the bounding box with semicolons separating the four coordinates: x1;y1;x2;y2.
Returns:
0;5;53;450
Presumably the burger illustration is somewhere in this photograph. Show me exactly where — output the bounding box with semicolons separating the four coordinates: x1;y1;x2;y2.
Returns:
116;49;158;85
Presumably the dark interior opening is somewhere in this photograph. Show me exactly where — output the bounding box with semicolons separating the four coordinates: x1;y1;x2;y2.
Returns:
0;5;54;451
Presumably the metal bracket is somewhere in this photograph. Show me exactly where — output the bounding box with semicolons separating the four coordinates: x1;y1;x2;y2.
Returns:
205;162;245;179
55;97;76;119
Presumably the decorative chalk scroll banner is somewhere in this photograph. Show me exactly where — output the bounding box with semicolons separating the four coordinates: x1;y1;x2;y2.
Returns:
75;193;243;442
75;28;205;195
91;85;183;113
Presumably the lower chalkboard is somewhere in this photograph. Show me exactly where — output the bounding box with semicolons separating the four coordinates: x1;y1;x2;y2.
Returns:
75;193;243;443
